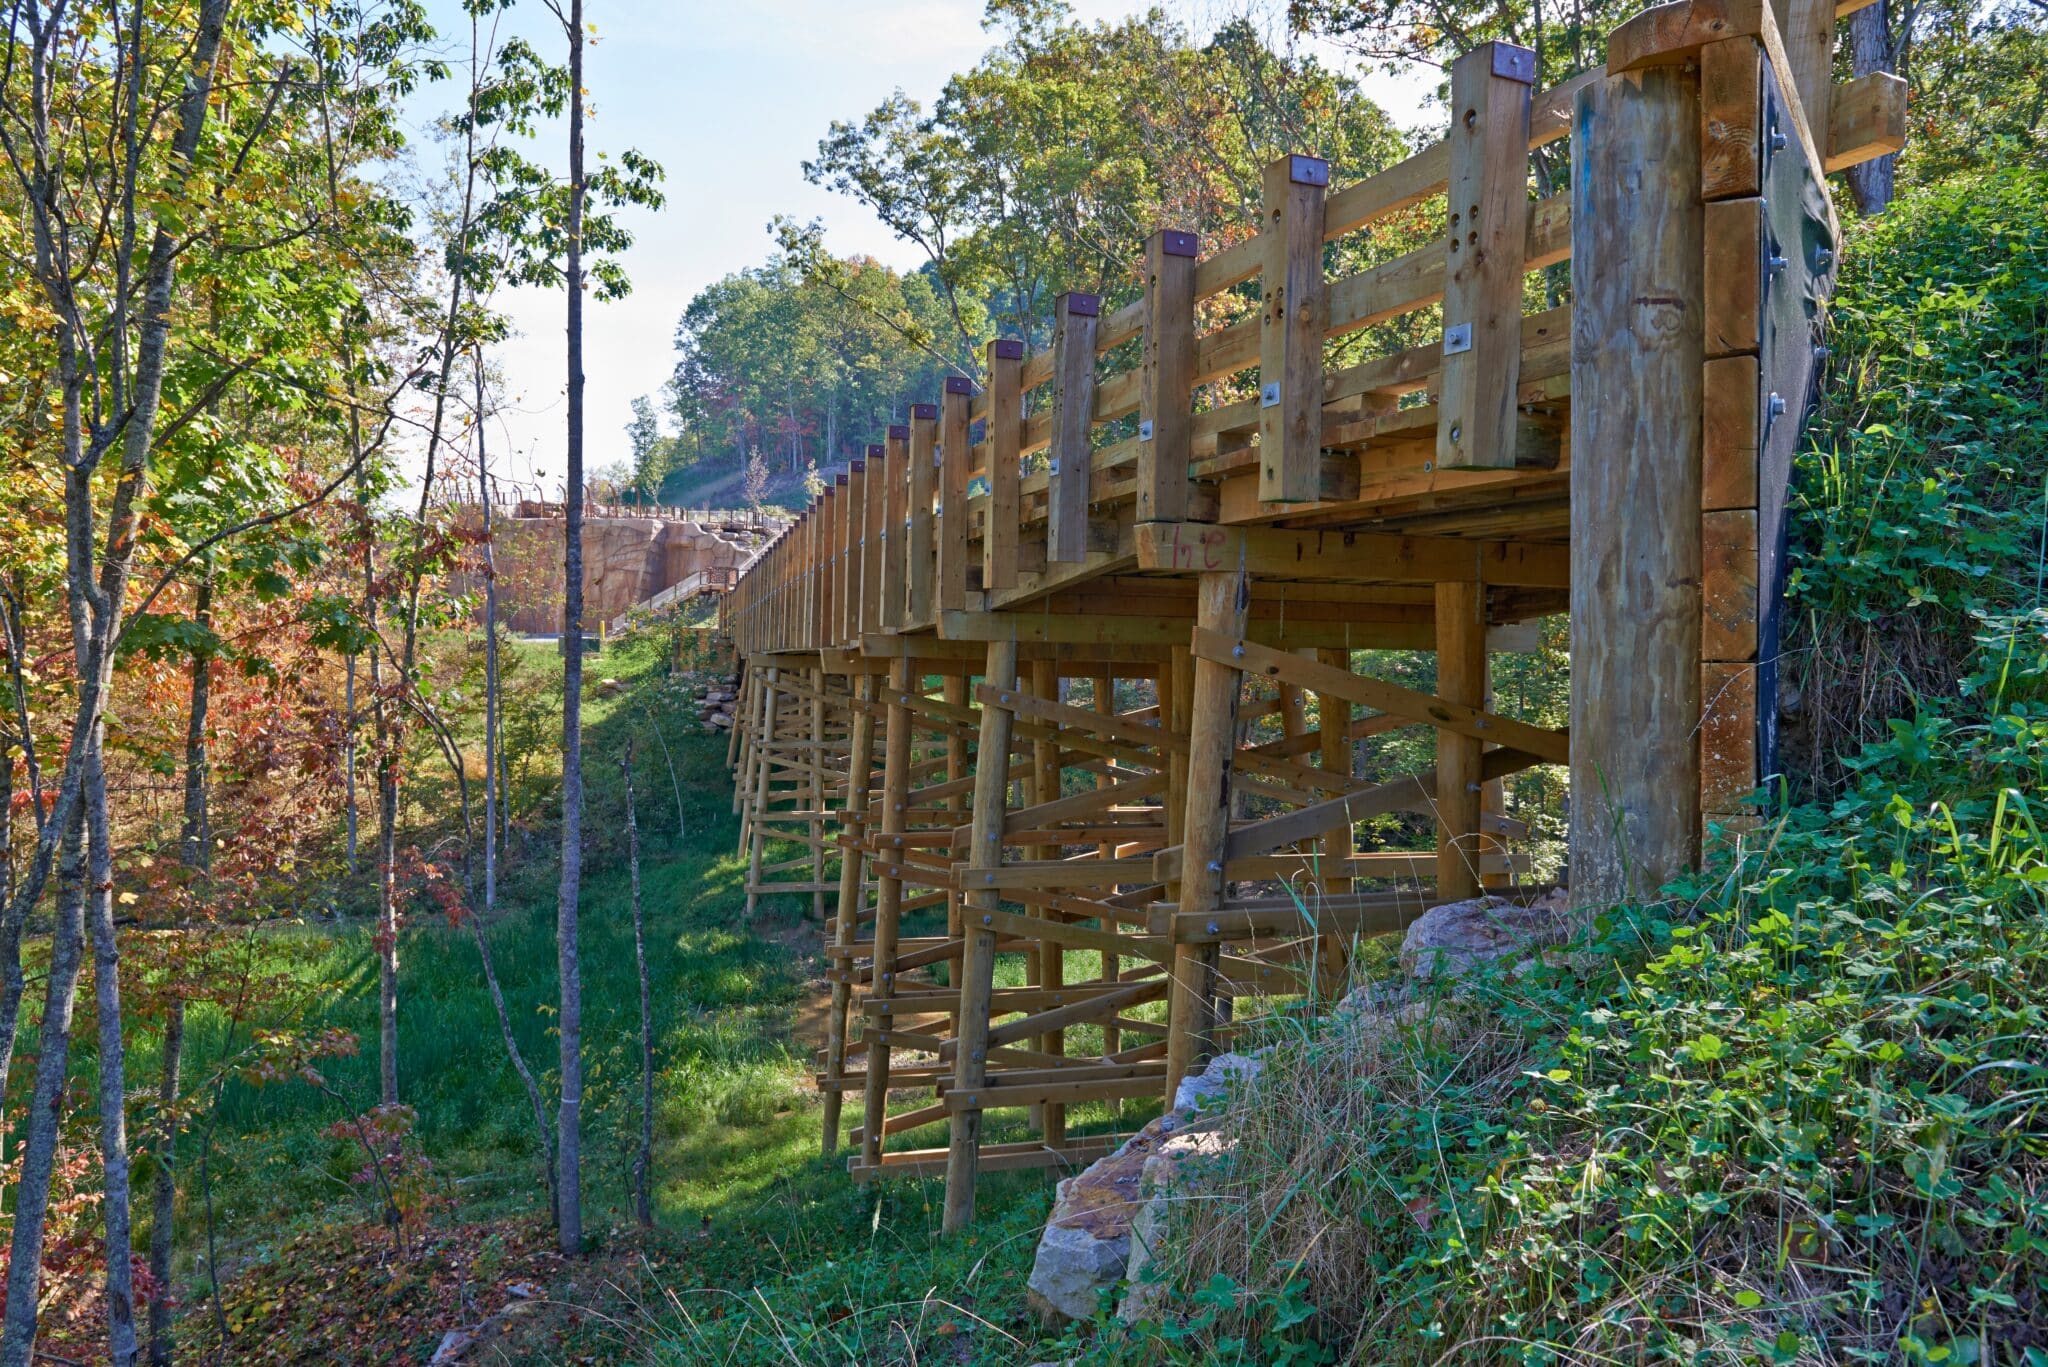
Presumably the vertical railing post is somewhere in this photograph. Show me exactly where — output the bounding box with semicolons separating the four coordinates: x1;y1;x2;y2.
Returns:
983;340;1024;590
1047;293;1100;562
1257;154;1327;505
881;426;910;632
909;403;938;623
1438;42;1534;470
1137;230;1198;523
859;443;884;637
937;377;973;612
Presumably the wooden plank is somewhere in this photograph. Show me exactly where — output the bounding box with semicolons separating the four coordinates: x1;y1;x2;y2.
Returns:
1133;522;1569;589
1702;509;1760;661
1703;355;1761;511
1701;38;1765;200
1048;293;1100;563
942;1077;1166;1111
1438;41;1535;472
1194;631;1570;765
851;1134;1130;1181
979;909;1171;965
1138;229;1198;523
1323;194;1570;349
1700;661;1760;812
959;858;1160;890
1704;197;1764;358
1152;745;1543;883
984;339;1024;590
1824;71;1906;173
1568;67;1705;907
938;377;973;612
909;403;937;624
981;978;1170;1052
1170;889;1439;943
1770;0;1834;147
1608;0;1769;73
1321;69;1591;240
1258;154;1329;503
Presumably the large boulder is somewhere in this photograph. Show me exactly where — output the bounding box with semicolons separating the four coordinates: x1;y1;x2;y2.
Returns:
1119;1126;1232;1324
1399;887;1572;984
1025;1051;1262;1323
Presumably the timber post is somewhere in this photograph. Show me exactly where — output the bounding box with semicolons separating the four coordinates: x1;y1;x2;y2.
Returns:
1567;62;1705;907
942;640;1021;1234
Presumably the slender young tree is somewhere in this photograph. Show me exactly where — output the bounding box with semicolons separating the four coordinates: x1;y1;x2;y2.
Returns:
622;739;655;1229
555;0;590;1255
150;563;212;1367
477;350;503;908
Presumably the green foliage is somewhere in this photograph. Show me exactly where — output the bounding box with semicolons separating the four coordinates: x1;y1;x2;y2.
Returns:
805;3;1405;355
668;253;963;476
1786;166;2048;793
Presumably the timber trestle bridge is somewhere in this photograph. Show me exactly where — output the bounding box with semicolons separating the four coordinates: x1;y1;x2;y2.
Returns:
713;0;1903;1231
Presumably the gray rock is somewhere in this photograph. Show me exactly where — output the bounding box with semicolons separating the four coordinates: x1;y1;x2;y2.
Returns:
1120;1127;1232;1324
1027;1220;1132;1321
1171;1049;1265;1113
1400;887;1572;983
429;1330;475;1364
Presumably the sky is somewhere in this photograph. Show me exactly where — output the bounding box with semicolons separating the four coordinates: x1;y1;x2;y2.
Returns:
409;0;1440;497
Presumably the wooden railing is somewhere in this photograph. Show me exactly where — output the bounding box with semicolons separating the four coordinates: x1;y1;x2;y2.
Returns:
715;0;1907;1233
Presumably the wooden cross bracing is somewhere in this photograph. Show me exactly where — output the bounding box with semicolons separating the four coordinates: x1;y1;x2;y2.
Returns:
712;0;1901;1230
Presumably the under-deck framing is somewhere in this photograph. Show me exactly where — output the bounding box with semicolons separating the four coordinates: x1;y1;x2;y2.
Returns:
717;0;1904;1230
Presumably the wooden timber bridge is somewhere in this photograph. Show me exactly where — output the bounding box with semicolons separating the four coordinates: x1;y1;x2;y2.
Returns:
712;0;1905;1232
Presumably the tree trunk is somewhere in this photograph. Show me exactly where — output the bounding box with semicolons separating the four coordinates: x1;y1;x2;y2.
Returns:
477;352;500;909
345;653;359;874
0;615;25;1171
622;742;655;1229
146;1005;183;1367
377;762;400;1106
0;814;88;1367
85;736;141;1366
556;0;589;1258
464;915;557;1222
1845;0;1898;215
152;565;211;1365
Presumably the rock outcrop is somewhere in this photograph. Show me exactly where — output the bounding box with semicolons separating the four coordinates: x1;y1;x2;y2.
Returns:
1025;1052;1262;1322
1022;885;1575;1325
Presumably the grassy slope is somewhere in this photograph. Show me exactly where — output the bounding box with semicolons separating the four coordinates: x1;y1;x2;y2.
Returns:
166;630;1083;1365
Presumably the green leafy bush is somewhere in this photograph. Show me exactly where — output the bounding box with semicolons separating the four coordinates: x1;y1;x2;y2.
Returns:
1786;167;2048;795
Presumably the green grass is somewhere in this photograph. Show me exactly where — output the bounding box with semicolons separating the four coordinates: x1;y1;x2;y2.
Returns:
129;628;1085;1364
